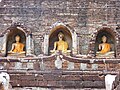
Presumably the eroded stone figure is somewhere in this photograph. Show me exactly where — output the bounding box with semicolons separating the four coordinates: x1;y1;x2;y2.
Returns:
96;36;114;58
8;35;25;55
51;32;70;54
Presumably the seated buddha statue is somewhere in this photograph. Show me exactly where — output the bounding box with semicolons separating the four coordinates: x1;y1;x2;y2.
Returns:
50;32;71;54
8;35;25;56
96;36;114;58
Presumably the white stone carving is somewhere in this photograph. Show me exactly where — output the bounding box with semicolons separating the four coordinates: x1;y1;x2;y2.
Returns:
0;72;10;90
105;74;116;90
55;56;62;69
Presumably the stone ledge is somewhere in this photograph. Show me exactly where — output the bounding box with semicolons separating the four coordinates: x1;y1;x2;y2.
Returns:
0;55;120;64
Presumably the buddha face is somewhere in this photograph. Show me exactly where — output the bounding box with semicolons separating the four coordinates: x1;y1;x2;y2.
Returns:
102;36;107;43
58;32;64;40
15;35;20;42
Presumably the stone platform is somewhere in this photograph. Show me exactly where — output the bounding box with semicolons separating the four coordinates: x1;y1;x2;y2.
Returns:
0;53;120;89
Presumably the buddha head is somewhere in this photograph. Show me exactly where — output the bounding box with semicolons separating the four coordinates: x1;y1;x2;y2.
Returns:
58;32;64;40
15;35;20;42
102;36;107;43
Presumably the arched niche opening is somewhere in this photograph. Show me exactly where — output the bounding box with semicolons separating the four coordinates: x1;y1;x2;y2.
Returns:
6;27;26;56
49;25;72;55
0;23;34;57
95;28;116;58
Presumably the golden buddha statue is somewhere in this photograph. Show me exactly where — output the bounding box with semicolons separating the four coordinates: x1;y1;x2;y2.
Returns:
96;36;114;58
50;32;70;54
8;35;25;55
98;36;111;54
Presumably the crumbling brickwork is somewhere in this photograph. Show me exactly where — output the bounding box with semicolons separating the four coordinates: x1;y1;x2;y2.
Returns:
0;0;120;55
0;0;120;90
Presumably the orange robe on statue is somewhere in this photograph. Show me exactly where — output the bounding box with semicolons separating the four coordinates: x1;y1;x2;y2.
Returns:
13;43;24;53
100;43;111;54
56;41;68;53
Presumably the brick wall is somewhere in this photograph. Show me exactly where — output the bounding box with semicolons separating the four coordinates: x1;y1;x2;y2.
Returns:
0;0;120;55
0;0;120;89
0;54;120;89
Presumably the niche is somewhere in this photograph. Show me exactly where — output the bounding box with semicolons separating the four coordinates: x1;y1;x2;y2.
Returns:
0;23;34;57
49;25;72;55
95;28;115;58
7;27;26;57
